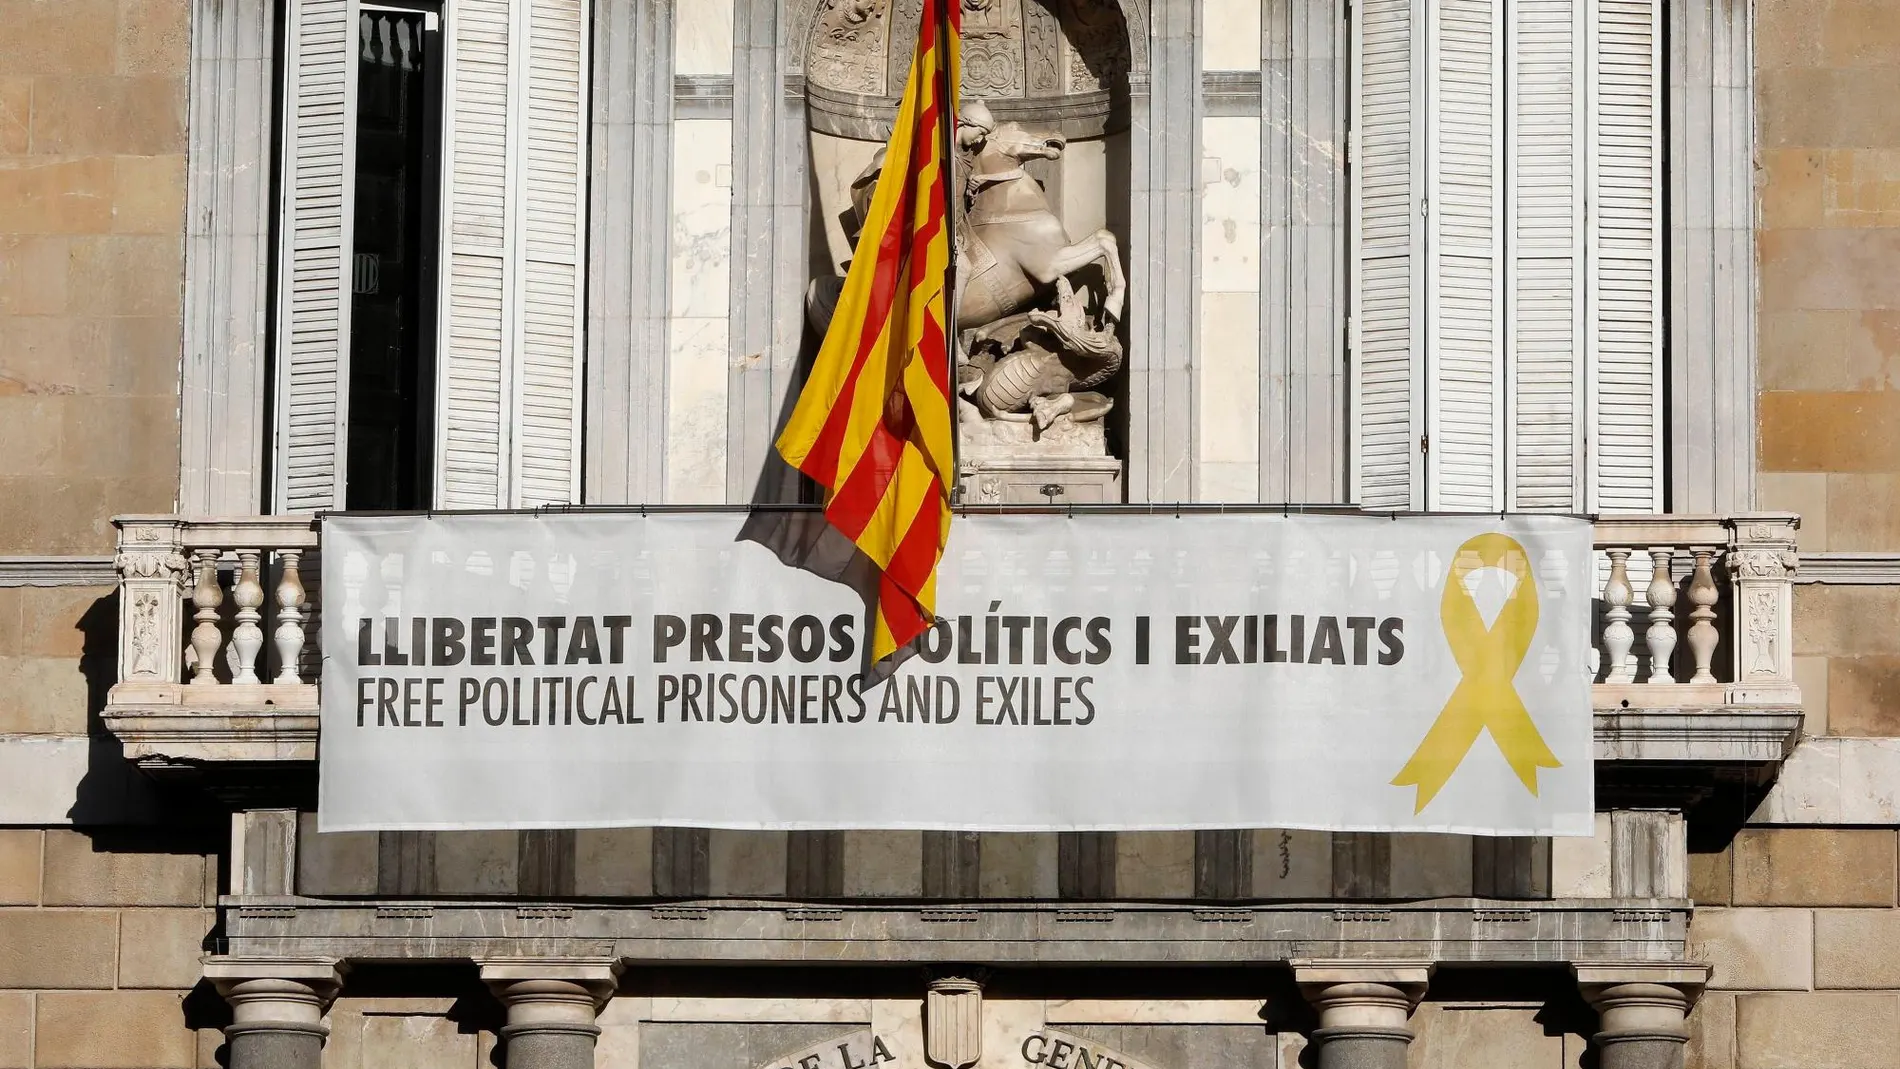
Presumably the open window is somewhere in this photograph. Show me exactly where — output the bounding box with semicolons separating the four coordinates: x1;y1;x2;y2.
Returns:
271;0;590;512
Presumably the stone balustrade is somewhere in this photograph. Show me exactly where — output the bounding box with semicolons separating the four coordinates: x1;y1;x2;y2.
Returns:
100;511;1803;767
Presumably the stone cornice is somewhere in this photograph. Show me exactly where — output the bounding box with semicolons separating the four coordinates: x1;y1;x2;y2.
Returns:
222;898;1690;966
0;555;117;587
1794;553;1900;585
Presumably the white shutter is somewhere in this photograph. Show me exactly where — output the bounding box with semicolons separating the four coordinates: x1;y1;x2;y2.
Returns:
273;0;360;513
1507;0;1587;510
438;0;514;508
1351;0;1425;510
1588;0;1663;513
1426;0;1504;511
436;0;588;509
512;0;588;505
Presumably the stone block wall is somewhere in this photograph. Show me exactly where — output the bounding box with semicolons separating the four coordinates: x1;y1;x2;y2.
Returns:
1686;827;1900;1068
0;0;187;553
0;828;220;1068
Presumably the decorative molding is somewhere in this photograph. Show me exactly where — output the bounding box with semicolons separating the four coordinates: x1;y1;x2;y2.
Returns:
0;556;119;587
1200;70;1260;116
224;900;1691;964
674;74;735;118
1794;553;1900;585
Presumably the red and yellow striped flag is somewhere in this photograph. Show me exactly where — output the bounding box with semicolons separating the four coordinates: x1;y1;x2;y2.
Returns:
775;0;960;664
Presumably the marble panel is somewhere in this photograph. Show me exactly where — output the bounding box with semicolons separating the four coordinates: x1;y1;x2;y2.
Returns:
1549;812;1612;898
1201;0;1262;72
675;0;734;76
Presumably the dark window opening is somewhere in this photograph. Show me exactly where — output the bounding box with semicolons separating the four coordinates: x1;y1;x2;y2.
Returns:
346;3;442;510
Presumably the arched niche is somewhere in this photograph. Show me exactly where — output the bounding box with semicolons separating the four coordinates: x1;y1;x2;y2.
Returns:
797;0;1143;279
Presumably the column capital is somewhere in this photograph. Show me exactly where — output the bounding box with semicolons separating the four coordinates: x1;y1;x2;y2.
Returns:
1291;960;1434;1009
1291;961;1432;1069
480;958;623;1042
204;956;348;1041
1573;962;1709;1010
1574;961;1708;1068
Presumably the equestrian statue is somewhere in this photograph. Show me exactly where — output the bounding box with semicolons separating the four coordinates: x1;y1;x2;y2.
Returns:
811;99;1126;435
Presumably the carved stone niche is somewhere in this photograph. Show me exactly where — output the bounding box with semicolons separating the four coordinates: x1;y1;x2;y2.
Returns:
803;0;1140;506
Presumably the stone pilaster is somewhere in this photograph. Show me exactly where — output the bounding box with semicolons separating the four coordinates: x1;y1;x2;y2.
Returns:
1291;961;1432;1069
1575;963;1709;1069
204;957;346;1069
481;958;623;1069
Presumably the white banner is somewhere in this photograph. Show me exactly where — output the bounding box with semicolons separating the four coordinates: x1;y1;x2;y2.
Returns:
317;511;1595;834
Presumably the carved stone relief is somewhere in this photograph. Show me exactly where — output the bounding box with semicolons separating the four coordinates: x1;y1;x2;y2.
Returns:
960;0;1026;96
1060;0;1130;92
811;0;890;95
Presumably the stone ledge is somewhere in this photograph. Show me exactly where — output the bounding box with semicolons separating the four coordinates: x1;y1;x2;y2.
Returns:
1593;707;1804;763
220;898;1690;965
102;684;318;764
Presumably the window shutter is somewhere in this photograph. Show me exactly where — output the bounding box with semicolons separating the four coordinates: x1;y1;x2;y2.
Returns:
1426;0;1504;511
273;0;360;513
1351;0;1425;510
1507;0;1587;510
512;0;588;505
1588;0;1663;513
436;0;587;508
1351;0;1660;514
438;0;514;508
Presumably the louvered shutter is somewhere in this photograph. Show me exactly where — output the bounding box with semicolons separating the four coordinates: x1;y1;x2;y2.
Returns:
438;0;514;508
1351;0;1424;510
1426;0;1504;510
1350;0;1659;514
273;0;360;513
1588;0;1663;513
436;0;588;508
1508;0;1587;510
513;0;588;505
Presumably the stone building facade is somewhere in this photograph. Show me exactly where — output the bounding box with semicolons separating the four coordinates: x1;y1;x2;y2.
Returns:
0;0;1893;1066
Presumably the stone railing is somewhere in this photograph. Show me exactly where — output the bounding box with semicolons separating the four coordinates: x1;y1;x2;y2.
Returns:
101;512;1802;766
105;515;322;764
1590;514;1799;709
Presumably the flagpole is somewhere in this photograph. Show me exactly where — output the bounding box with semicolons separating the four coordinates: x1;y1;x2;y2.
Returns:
936;0;962;507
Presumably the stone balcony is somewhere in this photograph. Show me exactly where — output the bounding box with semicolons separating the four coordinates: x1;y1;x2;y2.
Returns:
100;511;1804;784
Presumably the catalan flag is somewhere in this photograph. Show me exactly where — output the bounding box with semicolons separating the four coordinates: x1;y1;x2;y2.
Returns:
775;0;960;664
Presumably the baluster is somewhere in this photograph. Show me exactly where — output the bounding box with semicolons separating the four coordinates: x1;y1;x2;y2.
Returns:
230;550;265;684
1687;548;1721;684
1603;549;1636;683
189;550;224;685
1645;547;1679;684
274;549;306;685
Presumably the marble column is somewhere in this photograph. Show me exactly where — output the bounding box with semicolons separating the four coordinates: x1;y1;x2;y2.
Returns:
1291;961;1432;1069
204;957;346;1069
481;959;624;1069
1575;963;1710;1069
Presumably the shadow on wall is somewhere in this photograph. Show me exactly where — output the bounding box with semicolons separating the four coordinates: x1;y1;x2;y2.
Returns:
64;591;221;827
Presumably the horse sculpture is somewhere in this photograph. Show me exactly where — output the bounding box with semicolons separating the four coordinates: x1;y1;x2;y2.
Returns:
815;100;1126;432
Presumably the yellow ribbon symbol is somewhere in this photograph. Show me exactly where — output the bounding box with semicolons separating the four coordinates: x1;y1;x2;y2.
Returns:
1391;533;1562;813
